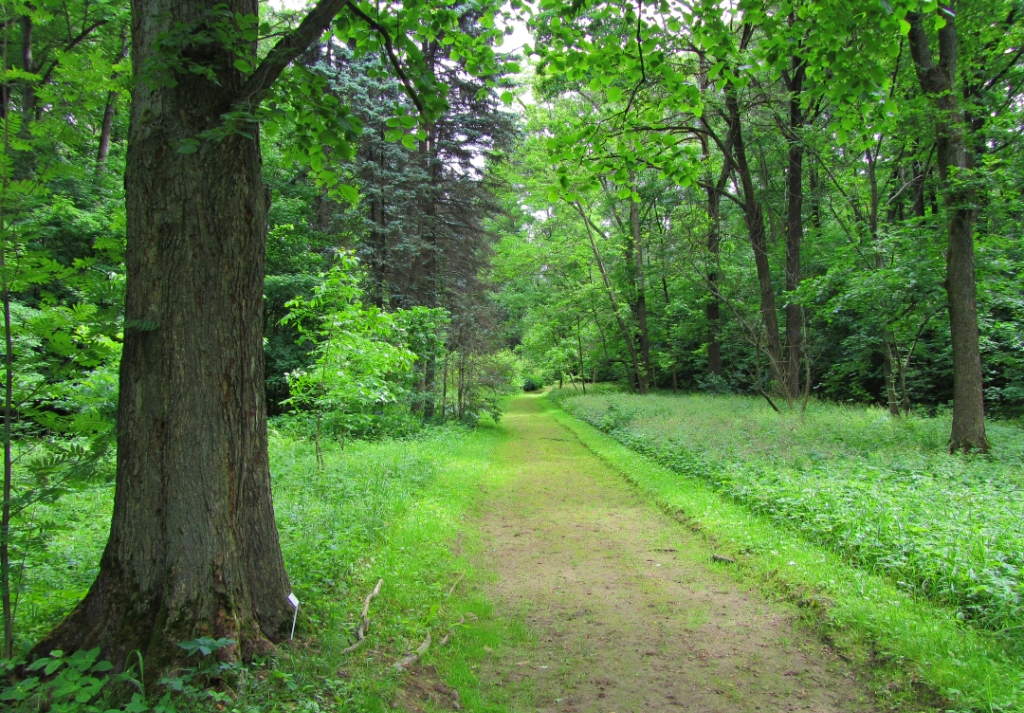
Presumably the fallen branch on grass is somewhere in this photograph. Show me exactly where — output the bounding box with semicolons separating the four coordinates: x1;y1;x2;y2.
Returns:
438;615;466;647
393;632;432;670
447;572;465;598
341;578;383;655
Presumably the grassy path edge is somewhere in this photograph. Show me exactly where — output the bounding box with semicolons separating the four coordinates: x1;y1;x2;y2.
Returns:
548;397;1022;713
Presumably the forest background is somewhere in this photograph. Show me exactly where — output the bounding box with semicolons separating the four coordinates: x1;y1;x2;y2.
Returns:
0;0;1022;708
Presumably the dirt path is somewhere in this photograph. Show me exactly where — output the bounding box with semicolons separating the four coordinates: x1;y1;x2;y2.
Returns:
469;394;874;713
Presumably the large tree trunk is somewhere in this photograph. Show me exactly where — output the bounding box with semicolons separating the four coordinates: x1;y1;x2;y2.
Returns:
907;6;989;452
36;0;293;675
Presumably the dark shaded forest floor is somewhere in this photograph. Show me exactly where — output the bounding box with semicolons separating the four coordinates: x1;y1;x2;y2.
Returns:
402;395;875;712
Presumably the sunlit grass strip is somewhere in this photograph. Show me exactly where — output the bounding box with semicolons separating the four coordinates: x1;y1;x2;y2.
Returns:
550;401;1024;713
264;424;526;712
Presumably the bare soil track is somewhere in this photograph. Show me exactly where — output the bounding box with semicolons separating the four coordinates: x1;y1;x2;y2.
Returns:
465;394;875;713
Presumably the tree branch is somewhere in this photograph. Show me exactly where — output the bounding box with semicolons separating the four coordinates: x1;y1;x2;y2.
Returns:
238;0;348;107
343;1;429;121
37;20;108;86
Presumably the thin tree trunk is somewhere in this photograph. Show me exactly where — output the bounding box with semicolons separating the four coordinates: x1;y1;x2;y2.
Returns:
724;86;787;396
0;63;13;656
701;127;732;378
907;6;989;452
911;157;928;218
441;349;448;418
19;16;34;122
97;29;130;166
0;237;10;661
629;191;651;391
576;318;586;395
783;59;806;399
808;160;822;230
96;95;117;165
574;201;645;394
882;338;901;416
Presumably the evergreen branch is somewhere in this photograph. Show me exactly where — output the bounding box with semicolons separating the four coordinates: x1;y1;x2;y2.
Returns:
342;1;429;121
239;0;428;124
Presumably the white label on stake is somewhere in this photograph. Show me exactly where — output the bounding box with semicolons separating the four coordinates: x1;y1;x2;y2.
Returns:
288;593;300;640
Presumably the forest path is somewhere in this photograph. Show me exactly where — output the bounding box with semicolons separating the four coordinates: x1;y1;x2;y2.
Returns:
467;393;874;713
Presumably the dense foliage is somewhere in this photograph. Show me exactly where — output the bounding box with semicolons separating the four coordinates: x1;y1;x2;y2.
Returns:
1;0;1023;708
494;0;1024;438
0;0;521;662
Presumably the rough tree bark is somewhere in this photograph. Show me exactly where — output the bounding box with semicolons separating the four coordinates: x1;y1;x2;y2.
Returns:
36;0;350;676
907;5;989;452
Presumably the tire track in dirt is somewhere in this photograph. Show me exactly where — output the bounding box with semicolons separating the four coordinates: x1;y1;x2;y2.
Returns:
470;394;875;713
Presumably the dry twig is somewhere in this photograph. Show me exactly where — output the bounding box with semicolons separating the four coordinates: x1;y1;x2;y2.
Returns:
341;578;383;654
393;632;432;670
446;572;465;598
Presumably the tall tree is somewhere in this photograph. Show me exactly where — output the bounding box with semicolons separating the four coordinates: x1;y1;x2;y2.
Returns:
906;4;989;452
35;0;508;675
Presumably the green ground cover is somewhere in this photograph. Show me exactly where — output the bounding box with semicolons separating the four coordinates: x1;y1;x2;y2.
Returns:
8;424;524;712
551;402;1023;712
552;389;1024;646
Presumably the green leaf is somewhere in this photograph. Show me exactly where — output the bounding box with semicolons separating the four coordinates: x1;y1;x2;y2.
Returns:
606;86;623;102
234;58;253;73
336;183;360;205
401;133;417;150
501;91;514;105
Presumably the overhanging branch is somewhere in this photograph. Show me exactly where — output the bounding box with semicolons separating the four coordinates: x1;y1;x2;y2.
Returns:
239;0;348;106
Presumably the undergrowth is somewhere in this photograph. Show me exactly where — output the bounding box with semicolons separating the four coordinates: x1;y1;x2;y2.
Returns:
553;390;1024;641
3;424;518;712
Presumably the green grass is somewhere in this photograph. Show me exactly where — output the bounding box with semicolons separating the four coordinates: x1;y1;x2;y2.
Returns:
11;424;525;712
549;388;1024;712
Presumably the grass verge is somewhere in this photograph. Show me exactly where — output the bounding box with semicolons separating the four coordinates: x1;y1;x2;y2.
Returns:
266;422;530;713
549;396;1024;713
8;424;525;712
